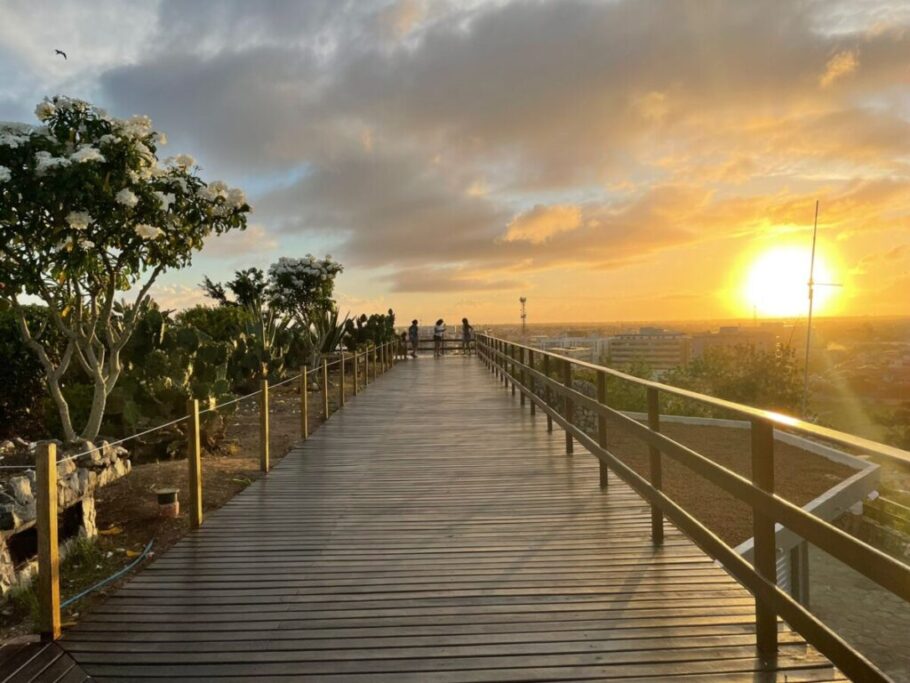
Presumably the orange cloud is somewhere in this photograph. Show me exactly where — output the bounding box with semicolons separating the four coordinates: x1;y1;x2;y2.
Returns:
820;50;859;88
503;204;583;244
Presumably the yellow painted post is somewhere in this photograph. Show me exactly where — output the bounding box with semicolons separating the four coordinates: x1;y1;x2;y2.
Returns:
260;378;270;473
187;398;203;529
300;367;309;440
36;442;60;641
339;353;346;407
353;352;360;396
322;359;330;419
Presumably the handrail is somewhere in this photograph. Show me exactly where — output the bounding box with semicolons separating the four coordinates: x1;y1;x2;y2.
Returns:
476;333;905;683
487;335;910;466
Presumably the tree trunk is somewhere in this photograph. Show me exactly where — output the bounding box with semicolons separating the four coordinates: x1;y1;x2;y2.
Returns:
46;374;77;444
80;377;108;443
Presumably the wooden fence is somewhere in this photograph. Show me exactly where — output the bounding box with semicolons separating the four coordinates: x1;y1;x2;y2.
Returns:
477;333;910;683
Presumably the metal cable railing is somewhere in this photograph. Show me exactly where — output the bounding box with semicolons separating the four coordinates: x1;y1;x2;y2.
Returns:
21;340;399;641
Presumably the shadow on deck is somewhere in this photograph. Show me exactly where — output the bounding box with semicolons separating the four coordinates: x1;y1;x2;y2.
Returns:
18;357;845;681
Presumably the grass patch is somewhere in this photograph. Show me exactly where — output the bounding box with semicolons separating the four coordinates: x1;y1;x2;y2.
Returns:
1;536;126;633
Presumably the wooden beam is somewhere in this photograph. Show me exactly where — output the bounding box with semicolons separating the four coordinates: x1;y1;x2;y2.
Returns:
36;442;60;641
186;399;203;529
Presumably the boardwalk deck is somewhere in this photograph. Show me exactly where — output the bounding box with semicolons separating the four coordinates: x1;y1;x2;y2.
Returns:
50;357;844;681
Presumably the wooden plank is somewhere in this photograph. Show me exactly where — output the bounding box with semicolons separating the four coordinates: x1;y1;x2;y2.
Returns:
56;357;842;681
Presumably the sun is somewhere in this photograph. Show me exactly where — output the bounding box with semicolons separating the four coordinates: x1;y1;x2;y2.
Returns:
743;247;837;318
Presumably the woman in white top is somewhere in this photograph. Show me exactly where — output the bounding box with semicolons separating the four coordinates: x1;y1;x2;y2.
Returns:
433;319;446;358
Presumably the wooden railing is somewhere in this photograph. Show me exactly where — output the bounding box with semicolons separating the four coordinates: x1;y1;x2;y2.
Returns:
476;333;910;683
34;340;399;640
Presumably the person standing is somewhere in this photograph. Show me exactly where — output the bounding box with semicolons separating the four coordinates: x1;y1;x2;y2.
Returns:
408;320;420;358
461;318;474;355
433;319;447;358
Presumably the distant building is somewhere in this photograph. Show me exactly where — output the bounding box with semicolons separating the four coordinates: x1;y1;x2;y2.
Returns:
691;326;779;358
607;328;690;372
531;335;609;363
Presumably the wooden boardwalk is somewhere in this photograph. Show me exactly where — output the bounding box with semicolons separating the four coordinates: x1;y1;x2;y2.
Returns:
53;356;844;681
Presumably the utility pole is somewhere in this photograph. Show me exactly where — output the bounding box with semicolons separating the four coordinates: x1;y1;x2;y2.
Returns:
802;201;819;419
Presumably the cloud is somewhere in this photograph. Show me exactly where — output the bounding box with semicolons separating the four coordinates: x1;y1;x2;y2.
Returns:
3;0;910;318
387;267;527;293
820;49;859;87
202;224;279;259
503;204;583;245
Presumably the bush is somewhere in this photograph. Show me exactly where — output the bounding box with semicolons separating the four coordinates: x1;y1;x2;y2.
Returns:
0;306;63;438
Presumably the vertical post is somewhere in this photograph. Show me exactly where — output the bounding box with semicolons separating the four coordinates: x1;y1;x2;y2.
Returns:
339;353;346;407
300;367;309;440
260;378;270;473
519;347;526;406
353;352;360;395
562;359;574;454
510;346;516;396
751;418;778;658
186;399;203;529
544;354;553;432
365;348;371;385
528;349;536;416
597;371;608;489
36;442;60;641
646;388;664;545
322;360;330;419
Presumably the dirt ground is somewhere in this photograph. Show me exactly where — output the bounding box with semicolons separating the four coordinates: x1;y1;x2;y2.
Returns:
0;363;373;641
603;416;857;547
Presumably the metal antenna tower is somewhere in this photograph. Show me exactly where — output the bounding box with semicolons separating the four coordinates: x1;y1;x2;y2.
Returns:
519;297;527;338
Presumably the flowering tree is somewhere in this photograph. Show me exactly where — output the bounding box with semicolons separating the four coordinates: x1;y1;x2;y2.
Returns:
268;255;344;367
0;96;250;443
268;255;343;324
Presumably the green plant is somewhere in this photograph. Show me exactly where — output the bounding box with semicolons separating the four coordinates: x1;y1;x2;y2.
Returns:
0;96;250;443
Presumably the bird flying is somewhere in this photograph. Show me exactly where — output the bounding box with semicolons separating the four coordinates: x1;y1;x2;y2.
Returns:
54;49;67;60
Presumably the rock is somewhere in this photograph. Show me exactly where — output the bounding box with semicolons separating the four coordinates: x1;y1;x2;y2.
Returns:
7;476;32;506
57;458;77;478
0;508;19;531
12;437;29;449
0;441;14;455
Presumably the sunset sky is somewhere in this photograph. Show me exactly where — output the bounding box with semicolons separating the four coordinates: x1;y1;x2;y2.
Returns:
1;0;908;324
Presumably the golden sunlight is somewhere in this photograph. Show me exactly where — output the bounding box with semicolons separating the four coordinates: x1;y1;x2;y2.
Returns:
743;246;837;317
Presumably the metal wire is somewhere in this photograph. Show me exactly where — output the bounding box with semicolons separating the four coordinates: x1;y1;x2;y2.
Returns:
15;350;385;468
57;414;191;464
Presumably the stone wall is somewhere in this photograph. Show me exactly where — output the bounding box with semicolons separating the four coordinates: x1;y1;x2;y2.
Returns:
0;441;131;594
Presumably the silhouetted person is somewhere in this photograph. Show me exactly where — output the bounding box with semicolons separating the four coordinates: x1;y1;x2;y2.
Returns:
461;318;474;355
408;320;419;358
434;319;446;358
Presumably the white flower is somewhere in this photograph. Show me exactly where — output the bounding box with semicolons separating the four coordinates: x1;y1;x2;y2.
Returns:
59;235;75;252
35;151;71;174
79;238;95;249
173;154;195;169
66;211;93;231
134;224;163;240
0;166;10;183
226;187;246;208
154;192;175;211
98;134;118;146
119;115;152;138
115;188;139;208
69;145;105;163
35;100;56;121
153;131;167;146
